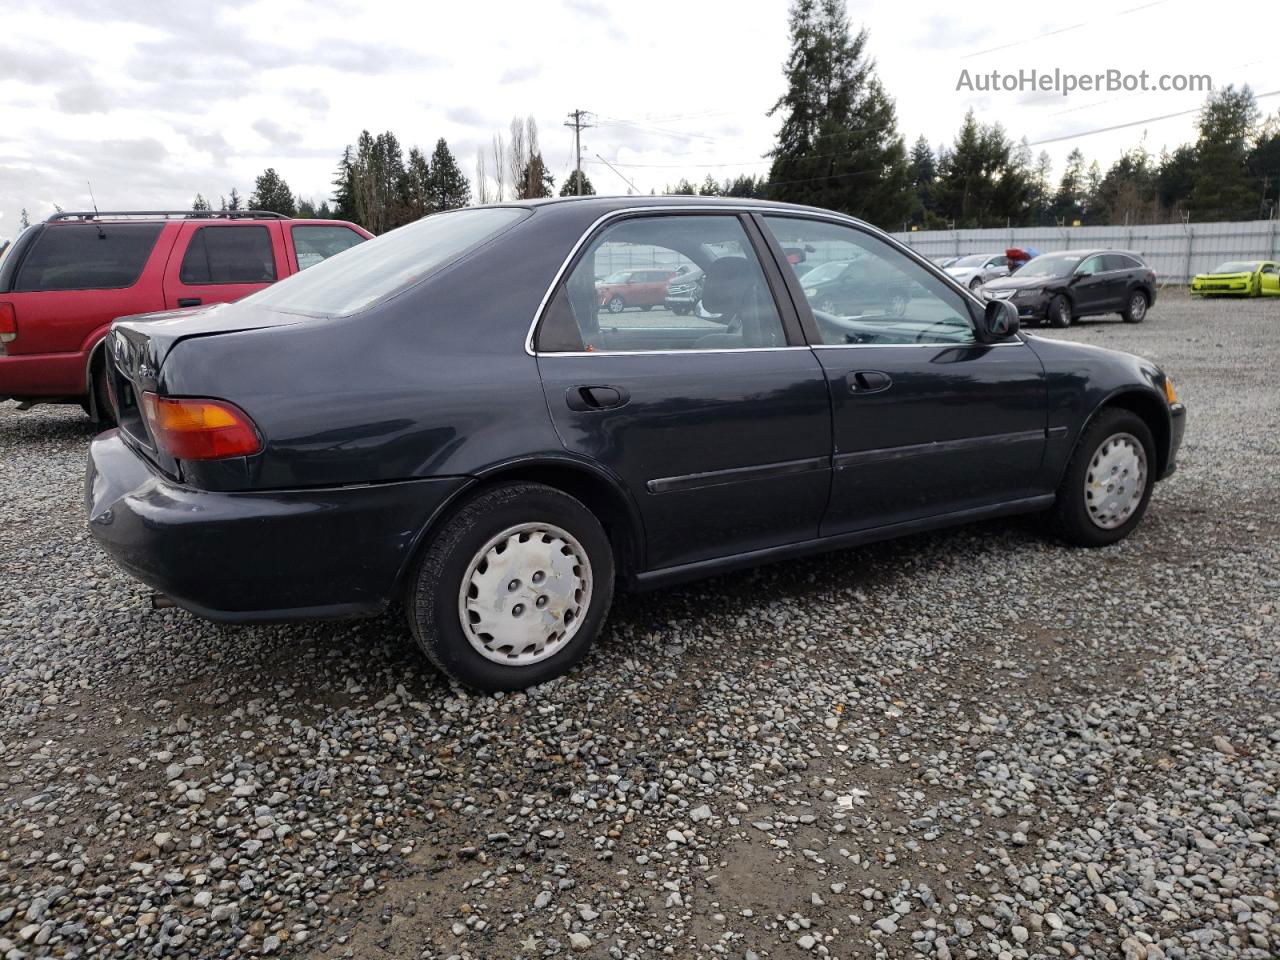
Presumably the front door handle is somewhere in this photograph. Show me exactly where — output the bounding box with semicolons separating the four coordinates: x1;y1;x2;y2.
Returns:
565;385;630;411
176;297;202;307
847;371;892;394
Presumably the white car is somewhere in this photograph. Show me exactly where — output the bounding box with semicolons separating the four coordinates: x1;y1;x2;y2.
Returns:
945;254;1011;291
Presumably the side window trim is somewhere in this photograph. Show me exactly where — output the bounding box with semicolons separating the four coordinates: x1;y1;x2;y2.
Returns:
531;209;804;355
751;211;986;347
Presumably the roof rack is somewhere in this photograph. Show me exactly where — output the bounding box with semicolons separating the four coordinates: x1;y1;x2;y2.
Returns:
46;210;292;222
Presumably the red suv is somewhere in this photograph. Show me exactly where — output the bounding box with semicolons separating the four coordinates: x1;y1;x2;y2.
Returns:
0;210;371;420
595;268;677;313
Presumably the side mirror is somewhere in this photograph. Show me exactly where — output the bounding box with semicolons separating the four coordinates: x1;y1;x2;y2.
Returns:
982;299;1020;341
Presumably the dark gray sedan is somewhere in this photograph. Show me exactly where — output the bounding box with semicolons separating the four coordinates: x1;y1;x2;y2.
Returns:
86;197;1186;691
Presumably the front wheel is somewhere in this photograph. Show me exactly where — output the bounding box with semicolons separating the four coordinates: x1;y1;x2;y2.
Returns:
1048;294;1073;328
1049;408;1156;547
406;483;615;692
607;296;626;314
1121;290;1148;323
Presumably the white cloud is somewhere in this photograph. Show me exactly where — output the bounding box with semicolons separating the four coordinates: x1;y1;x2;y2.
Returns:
0;0;1267;240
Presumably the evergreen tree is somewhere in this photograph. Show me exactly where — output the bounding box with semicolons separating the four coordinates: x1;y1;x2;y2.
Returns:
670;178;696;195
1189;85;1260;220
227;188;243;211
1083;161;1104;222
249;168;296;216
1248;114;1280;218
191;193;211;211
331;145;356;221
405;146;432;219
316;200;333;218
516;153;554;199
698;174;722;196
724;174;765;198
1096;146;1159;224
767;1;911;227
1052;148;1087;224
906;134;937;224
934;111;1028;227
1026;151;1053;226
1156;145;1197;215
560;170;596;196
426;138;471;210
19;208;30;230
296;198;317;218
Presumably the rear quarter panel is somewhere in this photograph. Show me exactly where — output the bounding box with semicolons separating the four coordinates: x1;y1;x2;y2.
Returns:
157;205;589;492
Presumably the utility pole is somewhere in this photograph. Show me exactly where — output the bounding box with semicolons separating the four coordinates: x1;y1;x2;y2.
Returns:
565;109;594;195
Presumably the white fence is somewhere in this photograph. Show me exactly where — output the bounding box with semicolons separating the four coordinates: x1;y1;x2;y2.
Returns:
890;220;1280;283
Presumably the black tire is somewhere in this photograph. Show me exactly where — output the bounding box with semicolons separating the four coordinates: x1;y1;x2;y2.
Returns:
1048;294;1073;328
405;482;615;692
90;358;115;426
671;305;690;316
607;296;625;314
1049;408;1156;547
1121;289;1148;323
640;304;653;312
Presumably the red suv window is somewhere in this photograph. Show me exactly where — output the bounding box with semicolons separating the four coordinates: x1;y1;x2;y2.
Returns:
14;223;163;292
180;225;277;285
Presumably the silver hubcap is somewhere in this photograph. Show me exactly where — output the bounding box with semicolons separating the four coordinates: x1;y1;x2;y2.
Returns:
1130;295;1145;320
609;298;624;313
457;522;592;666
1084;432;1147;529
1057;301;1071;325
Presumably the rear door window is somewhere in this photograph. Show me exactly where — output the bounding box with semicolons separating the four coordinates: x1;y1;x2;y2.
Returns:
291;225;366;270
14;223;163;291
180;225;277;284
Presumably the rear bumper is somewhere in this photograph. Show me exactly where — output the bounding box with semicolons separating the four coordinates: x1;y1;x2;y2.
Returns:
0;350;88;399
86;431;468;622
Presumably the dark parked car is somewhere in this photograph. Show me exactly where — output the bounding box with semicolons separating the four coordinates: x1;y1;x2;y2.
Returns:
982;249;1156;328
86;197;1186;692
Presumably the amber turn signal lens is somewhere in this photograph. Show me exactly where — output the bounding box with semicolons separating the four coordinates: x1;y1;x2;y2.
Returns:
1163;378;1177;405
141;393;262;460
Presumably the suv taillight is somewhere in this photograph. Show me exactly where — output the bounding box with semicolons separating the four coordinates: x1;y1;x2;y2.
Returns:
141;393;262;460
0;303;15;353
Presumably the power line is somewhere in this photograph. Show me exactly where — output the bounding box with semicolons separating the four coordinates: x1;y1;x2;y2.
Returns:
593;153;641;194
962;0;1172;59
1027;89;1280;145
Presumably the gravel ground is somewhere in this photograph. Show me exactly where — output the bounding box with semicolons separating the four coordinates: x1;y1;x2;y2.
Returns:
1;291;1276;960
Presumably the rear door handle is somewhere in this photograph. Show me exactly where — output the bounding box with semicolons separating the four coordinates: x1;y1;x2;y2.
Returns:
847;371;892;394
176;297;202;307
565;385;630;411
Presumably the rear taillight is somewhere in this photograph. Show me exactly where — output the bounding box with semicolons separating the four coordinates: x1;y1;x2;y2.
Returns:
0;303;15;353
141;393;262;461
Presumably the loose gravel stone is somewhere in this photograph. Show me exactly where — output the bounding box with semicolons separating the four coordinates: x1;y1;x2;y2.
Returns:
0;293;1277;959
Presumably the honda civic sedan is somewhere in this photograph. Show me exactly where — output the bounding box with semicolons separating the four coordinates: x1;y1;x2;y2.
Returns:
86;196;1186;691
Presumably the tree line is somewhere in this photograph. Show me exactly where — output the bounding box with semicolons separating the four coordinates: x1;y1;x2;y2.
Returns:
180;0;1277;235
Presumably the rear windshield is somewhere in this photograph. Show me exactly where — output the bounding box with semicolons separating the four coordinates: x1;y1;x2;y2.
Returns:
245;207;529;317
13;222;163;291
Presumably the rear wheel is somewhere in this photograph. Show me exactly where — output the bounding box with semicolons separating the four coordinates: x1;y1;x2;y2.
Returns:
1048;294;1073;328
1121;289;1148;323
406;483;614;691
607;296;625;314
1049;408;1156;547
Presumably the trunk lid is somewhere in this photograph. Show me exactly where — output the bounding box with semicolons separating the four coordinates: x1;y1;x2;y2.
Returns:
107;302;302;476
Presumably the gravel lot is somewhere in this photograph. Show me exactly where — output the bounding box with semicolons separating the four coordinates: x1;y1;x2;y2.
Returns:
1;291;1276;960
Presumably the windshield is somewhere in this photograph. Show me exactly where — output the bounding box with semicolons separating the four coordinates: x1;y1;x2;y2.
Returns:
1212;261;1258;273
803;261;849;284
244;207;528;317
951;255;988;268
1015;254;1082;279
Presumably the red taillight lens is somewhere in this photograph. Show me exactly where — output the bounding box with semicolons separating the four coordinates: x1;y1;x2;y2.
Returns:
141;393;262;460
0;303;16;344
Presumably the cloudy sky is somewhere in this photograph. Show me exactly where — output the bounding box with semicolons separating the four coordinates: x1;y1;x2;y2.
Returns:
0;0;1275;239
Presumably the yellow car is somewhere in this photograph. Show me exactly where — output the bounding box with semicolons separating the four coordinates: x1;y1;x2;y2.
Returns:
1190;260;1280;297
